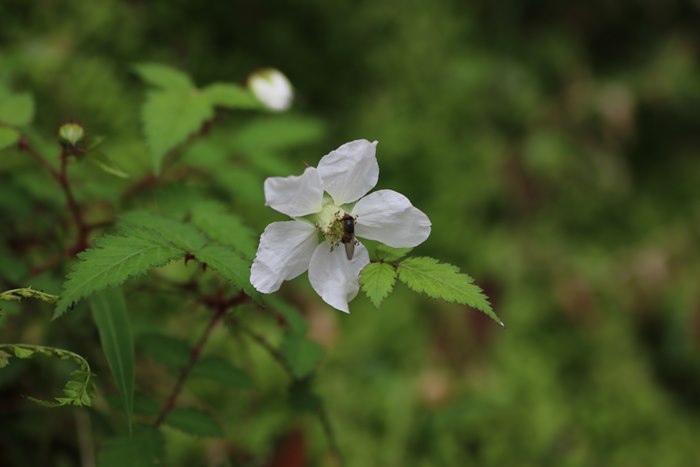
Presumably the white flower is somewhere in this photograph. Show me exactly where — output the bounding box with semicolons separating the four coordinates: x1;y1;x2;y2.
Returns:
250;140;431;313
247;68;293;112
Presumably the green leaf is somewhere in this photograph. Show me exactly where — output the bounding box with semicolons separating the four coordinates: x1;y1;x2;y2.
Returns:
360;262;397;308
138;333;190;370
375;244;412;262
0;127;19;151
142;89;214;174
55;230;183;318
97;425;163;467
90;288;134;431
165;407;223;437
189;203;257;258
231;115;325;152
133;63;194;90
262;295;307;334
280;332;324;379
194;244;261;301
0;287;58;303
397;257;502;325
0;344;95;407
201;83;261;109
119;211;208;252
86;150;129;178
0;92;34;126
191;356;253;388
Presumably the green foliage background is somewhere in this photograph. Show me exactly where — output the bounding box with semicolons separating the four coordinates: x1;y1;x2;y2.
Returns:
2;0;700;465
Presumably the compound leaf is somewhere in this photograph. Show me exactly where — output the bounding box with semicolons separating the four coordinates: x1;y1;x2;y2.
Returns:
360;262;397;308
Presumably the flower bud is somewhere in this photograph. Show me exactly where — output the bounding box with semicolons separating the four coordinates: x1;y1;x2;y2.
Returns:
58;122;85;147
247;68;293;112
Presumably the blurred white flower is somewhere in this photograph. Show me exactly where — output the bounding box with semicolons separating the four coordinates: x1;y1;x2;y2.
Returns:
250;140;431;313
247;68;293;112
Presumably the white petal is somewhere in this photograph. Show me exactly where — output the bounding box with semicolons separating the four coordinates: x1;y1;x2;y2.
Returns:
264;167;323;217
352;189;431;248
247;68;294;112
251;221;318;293
317;140;379;205
308;241;370;313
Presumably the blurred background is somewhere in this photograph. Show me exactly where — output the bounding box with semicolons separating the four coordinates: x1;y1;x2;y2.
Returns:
1;0;700;465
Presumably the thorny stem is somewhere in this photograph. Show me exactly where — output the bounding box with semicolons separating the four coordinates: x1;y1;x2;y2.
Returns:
234;319;345;466
154;292;249;427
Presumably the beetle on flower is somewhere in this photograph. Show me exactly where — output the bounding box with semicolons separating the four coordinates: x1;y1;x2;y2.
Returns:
250;139;431;313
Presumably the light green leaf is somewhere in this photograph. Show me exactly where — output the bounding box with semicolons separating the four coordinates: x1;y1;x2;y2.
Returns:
231;115;325;152
54;230;183;318
90;288;134;431
375;244;412;262
165;407;224;437
133;63;194;90
189;203;257;258
280;332;324;379
0;344;95;407
201;83;261;109
194;244;261;302
97;425;163;467
119;211;208;253
360;262;397;308
142;89;214;174
86;150;129;178
138;333;190;370
0;287;58;303
0;92;34;126
0;127;19;151
397;257;502;325
191;356;253;388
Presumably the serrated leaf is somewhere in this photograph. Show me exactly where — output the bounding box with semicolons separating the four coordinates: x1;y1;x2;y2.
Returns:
189;204;256;258
165;407;223;437
119;211;208;252
0;344;95;407
90;288;134;431
54;231;183;318
375;244;412;262
0;92;34;126
0;127;19;151
97;425;163;467
397;257;502;325
194;244;261;302
191;356;253;387
0;287;58;303
142;89;214;174
231;116;325;152
360;262;397;308
133;63;194;90
138;333;190;370
280;332;324;379
201;83;261;109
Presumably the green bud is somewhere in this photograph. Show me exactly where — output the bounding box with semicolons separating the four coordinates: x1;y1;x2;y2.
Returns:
58;123;85;147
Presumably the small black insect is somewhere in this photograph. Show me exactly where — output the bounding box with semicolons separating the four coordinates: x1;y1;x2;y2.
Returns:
340;213;357;260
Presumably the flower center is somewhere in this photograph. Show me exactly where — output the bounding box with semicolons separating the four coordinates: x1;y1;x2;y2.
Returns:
315;195;348;244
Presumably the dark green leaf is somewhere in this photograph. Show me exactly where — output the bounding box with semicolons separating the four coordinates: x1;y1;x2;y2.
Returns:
194;244;261;301
119;211;208;252
191;356;253;388
97;425;163;467
280;332;324;379
165;407;224;437
90;288;134;431
189;203;257;258
55;230;183;318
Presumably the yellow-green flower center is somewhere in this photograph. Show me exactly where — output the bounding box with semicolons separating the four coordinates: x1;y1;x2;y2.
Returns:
315;195;348;244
